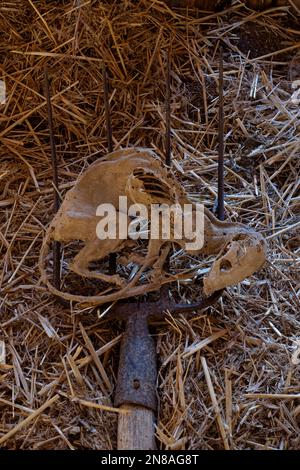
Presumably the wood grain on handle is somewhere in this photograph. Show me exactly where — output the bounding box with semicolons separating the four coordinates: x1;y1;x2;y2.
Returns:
118;405;156;450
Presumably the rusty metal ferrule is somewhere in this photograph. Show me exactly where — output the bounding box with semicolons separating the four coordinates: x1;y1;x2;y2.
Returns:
114;312;157;412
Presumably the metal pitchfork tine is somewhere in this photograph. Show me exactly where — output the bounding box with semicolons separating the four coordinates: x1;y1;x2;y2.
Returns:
217;45;225;221
103;63;117;275
111;46;224;450
44;66;61;291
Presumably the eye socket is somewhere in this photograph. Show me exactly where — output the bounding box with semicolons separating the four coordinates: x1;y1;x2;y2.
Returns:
220;260;232;272
232;233;248;241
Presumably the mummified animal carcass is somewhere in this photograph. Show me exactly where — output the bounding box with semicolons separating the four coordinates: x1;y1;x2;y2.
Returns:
39;148;266;306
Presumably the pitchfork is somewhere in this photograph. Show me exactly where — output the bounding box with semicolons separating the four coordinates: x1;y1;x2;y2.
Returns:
44;46;225;450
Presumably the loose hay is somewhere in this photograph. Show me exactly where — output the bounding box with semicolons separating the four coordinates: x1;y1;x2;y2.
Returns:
0;0;299;450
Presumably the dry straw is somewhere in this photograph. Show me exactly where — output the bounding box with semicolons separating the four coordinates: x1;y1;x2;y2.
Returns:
0;0;299;449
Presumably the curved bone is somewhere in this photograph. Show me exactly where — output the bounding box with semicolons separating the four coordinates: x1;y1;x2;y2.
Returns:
39;148;266;306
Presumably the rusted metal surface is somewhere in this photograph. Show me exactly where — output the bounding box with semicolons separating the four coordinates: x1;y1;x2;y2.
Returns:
103;64;113;154
112;289;221;409
108;289;222;321
114;285;220;410
103;63;117;275
165;47;171;168
217;45;225;222
44;66;61;291
115;312;157;411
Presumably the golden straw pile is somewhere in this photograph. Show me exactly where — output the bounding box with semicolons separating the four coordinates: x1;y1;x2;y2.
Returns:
0;0;299;449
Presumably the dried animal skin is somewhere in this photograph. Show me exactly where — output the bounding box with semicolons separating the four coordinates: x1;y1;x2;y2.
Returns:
203;233;266;296
39;148;266;306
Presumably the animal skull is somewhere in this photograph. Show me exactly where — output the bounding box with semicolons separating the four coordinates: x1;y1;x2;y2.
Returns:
39;148;266;306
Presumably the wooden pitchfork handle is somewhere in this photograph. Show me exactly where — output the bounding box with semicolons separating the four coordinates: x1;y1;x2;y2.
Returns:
115;312;157;450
